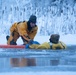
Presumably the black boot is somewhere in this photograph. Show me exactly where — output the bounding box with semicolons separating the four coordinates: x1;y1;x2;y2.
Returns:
6;35;17;45
10;40;17;45
6;35;10;41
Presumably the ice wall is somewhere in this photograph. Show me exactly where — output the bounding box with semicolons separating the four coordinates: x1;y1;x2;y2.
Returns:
0;0;76;35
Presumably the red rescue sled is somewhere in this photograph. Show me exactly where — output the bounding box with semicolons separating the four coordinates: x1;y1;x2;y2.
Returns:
0;45;25;48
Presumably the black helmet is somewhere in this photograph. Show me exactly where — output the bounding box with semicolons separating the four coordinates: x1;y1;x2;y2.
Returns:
29;15;37;23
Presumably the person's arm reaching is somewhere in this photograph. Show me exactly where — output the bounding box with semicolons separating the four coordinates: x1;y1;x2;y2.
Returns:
17;22;33;44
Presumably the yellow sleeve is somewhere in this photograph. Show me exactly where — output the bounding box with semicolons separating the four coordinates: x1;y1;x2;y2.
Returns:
17;22;30;41
37;42;50;49
29;42;50;49
29;44;39;49
29;26;38;39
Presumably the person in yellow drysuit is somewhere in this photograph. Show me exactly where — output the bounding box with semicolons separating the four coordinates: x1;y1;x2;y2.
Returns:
27;34;66;50
6;15;38;45
6;15;38;67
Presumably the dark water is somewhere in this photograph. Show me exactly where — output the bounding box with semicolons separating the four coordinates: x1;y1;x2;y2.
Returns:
0;45;76;72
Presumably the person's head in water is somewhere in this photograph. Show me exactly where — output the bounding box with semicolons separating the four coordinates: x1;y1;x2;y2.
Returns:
49;34;60;44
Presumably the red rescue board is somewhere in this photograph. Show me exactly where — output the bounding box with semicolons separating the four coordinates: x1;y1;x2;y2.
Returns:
0;45;25;48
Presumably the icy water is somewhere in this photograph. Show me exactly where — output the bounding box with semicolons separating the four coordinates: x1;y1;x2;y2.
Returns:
0;45;76;72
